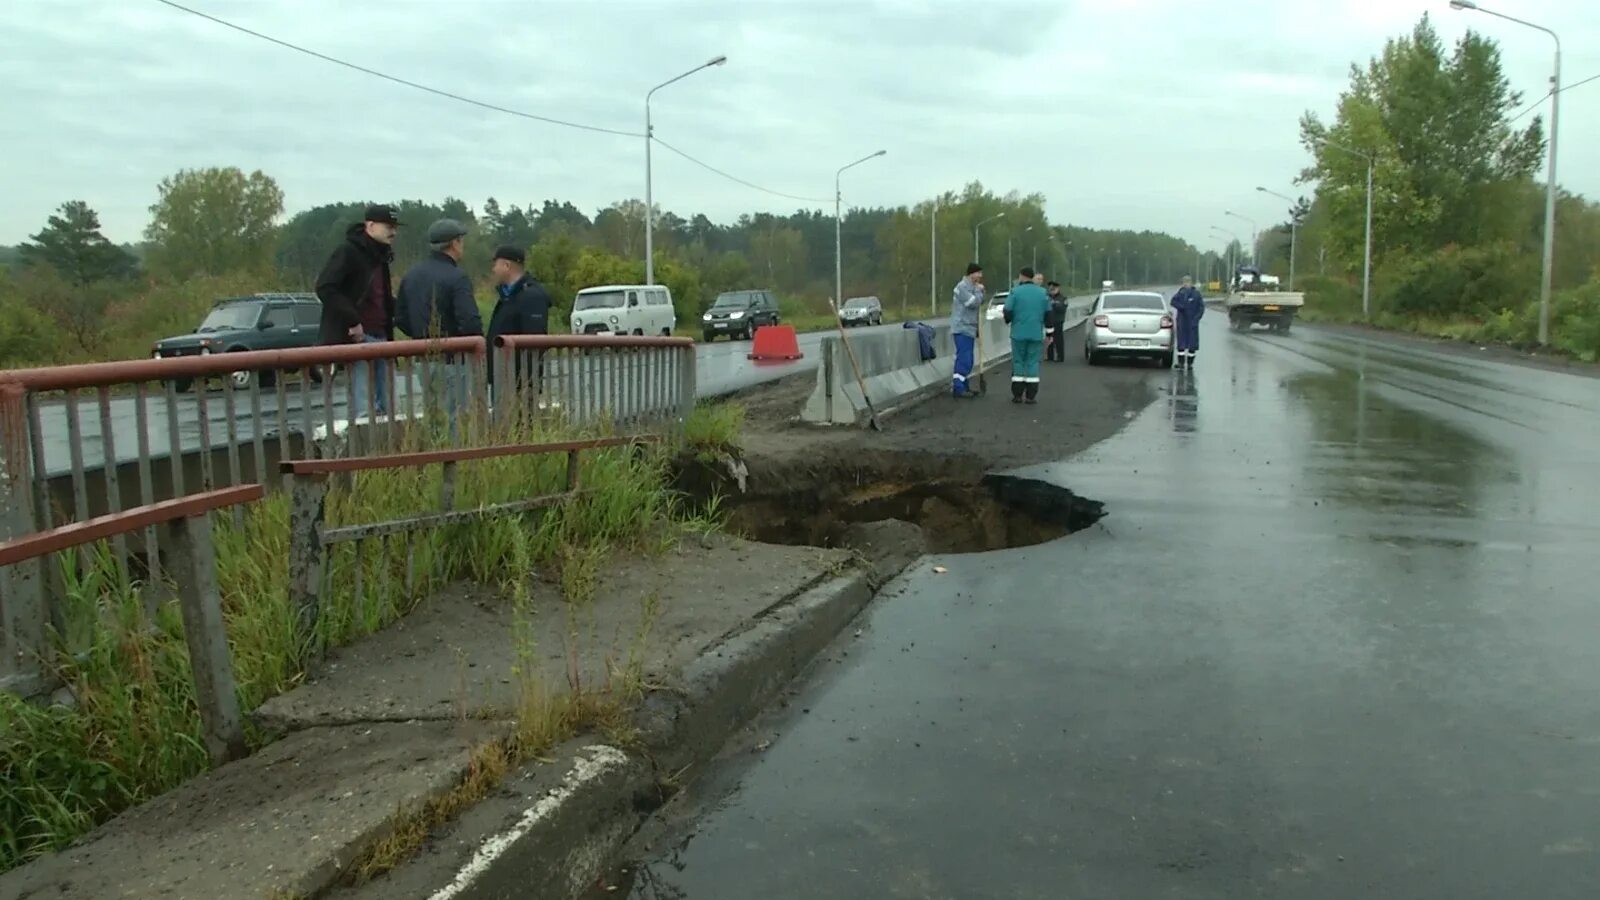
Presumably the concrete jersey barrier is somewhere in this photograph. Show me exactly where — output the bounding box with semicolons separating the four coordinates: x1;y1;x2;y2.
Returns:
800;299;1096;426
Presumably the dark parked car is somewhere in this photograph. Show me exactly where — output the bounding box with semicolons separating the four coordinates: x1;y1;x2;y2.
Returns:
838;296;883;327
152;293;323;390
701;289;781;341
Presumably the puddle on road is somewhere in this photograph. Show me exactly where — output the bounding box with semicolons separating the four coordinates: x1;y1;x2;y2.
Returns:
675;451;1104;554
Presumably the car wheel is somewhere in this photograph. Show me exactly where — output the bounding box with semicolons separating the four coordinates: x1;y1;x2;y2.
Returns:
1160;352;1175;369
632;328;644;336
661;328;672;337
1086;348;1102;366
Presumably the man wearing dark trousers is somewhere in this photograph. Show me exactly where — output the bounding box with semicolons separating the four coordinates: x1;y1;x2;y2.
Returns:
1045;281;1068;362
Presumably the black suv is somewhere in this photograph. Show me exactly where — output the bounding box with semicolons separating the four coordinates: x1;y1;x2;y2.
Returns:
701;289;781;341
153;293;323;390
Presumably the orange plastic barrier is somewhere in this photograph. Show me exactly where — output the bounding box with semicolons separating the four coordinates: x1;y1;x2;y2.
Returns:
747;324;804;361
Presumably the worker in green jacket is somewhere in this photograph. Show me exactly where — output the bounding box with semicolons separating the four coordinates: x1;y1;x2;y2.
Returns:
1003;266;1051;404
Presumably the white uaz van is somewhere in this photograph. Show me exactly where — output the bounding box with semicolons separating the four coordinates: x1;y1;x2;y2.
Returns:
569;284;676;336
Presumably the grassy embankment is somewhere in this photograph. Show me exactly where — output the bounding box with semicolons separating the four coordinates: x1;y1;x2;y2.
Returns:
0;397;746;877
1294;274;1600;363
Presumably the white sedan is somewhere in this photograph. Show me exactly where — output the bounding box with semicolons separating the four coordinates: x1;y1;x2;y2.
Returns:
1084;290;1174;368
985;291;1010;321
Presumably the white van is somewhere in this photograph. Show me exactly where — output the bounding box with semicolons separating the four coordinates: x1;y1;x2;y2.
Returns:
569;284;676;336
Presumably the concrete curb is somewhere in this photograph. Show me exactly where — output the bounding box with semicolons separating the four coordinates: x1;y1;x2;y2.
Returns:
344;566;883;900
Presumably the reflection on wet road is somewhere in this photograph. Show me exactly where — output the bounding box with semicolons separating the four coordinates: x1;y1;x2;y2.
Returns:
615;319;1600;898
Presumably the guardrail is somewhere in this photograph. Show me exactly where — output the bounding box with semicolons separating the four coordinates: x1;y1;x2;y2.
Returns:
0;484;260;759
0;335;695;695
282;435;655;655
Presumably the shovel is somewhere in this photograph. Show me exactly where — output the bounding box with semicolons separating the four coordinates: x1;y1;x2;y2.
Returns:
829;298;883;430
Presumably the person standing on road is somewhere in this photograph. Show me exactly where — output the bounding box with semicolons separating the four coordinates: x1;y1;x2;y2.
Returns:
950;263;985;398
1170;276;1205;369
398;219;482;425
1045;281;1068;363
315;204;399;418
1003;267;1050;404
486;244;552;403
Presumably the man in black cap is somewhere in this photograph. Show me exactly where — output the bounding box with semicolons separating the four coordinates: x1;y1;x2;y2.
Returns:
487;244;552;401
315;204;399;417
398;218;482;427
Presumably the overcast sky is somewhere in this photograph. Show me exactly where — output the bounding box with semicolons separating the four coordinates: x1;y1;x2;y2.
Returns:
1;0;1595;251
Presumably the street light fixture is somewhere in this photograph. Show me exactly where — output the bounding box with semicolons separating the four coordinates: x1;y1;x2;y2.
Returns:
1210;226;1240;282
1009;225;1034;279
1224;210;1259;268
1311;135;1374;319
835;150;887;311
974;213;1006;264
644;55;727;285
1448;0;1561;346
1257;186;1300;290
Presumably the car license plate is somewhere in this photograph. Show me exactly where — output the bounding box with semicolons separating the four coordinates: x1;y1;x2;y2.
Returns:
1263;304;1281;311
1118;339;1149;347
713;322;730;329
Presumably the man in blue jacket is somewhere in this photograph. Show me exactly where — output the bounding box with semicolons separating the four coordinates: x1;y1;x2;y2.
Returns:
1170;276;1205;369
398;219;481;426
1003;267;1051;404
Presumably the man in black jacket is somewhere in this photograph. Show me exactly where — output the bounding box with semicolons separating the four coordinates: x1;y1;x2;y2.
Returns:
486;245;551;400
398;219;482;427
315;204;399;416
1045;281;1069;362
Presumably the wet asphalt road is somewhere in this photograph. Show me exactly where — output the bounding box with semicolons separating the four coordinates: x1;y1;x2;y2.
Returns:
609;318;1600;898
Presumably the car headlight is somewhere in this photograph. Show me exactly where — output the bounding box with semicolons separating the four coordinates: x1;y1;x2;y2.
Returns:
729;311;745;319
702;313;712;321
609;315;619;325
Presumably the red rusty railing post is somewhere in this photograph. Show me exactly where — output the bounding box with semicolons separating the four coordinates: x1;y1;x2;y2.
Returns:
0;382;45;694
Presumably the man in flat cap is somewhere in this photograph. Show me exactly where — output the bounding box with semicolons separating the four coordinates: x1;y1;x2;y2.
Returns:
315;203;399;417
486;244;552;402
398;218;482;428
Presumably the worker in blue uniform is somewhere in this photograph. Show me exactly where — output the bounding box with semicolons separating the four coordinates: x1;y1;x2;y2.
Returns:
1170;276;1205;369
1003;267;1051;404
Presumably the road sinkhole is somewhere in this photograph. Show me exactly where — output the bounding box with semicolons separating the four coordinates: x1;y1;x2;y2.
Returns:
674;451;1104;554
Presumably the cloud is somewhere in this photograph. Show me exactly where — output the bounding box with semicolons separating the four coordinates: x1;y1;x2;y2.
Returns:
0;0;1594;252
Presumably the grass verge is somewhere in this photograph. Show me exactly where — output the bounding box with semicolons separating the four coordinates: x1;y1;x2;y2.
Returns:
0;405;717;875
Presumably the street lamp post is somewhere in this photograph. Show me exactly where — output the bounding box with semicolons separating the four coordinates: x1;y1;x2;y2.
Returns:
1008;225;1033;279
1311;136;1374;319
1257;186;1300;290
1225;210;1259;268
930;198;938;316
1449;0;1560;346
1211;226;1240;284
838;149;889;307
645;55;727;285
974;213;1006;267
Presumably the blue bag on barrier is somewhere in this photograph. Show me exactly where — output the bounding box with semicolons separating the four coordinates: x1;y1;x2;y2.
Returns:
903;321;936;361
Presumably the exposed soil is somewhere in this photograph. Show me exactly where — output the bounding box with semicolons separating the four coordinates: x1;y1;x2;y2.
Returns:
673;449;1104;556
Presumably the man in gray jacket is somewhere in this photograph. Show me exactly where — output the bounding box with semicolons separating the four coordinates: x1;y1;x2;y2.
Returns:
398;219;482;428
950;262;984;398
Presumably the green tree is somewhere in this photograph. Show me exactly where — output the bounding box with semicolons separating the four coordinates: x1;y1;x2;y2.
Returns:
144;167;284;279
1299;14;1544;271
18;201;137;286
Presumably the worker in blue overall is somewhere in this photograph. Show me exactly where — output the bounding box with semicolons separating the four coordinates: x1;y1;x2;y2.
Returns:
1170;276;1205;369
1003;267;1051;404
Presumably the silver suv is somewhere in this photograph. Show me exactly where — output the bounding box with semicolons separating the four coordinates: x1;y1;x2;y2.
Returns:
839;296;883;327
